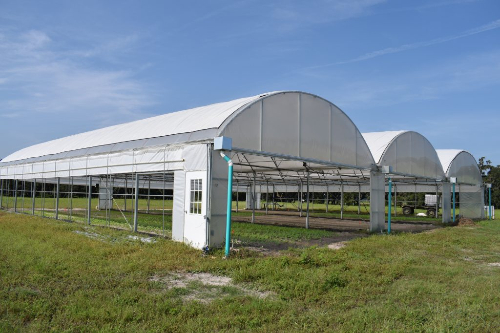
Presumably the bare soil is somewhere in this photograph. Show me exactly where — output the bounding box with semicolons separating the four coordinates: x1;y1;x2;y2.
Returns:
149;272;273;303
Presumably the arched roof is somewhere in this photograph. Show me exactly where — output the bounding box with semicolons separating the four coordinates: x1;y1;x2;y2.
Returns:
362;130;445;180
2;93;271;163
1;91;375;169
219;91;374;168
436;149;482;185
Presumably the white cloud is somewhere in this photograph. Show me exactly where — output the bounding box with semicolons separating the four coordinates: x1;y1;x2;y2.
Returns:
0;29;156;127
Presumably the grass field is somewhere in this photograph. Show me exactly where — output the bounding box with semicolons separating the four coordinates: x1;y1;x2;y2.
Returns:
1;211;499;332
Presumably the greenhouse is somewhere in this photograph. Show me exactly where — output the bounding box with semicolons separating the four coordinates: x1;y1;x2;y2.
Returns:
0;91;486;249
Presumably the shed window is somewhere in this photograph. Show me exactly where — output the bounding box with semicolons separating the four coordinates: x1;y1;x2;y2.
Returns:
189;179;202;214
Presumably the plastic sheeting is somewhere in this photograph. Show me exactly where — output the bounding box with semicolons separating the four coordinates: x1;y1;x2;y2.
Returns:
436;150;482;185
219;92;375;169
2;94;270;163
460;186;485;219
362;131;445;180
0;145;186;180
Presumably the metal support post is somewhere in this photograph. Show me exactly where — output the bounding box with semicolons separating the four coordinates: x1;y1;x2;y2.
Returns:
306;171;310;229
394;185;397;217
124;177;128;211
147;178;151;214
236;181;239;213
32;180;36;215
0;179;3;209
134;173;139;232
55;177;60;219
87;176;92;225
358;185;361;215
340;182;344;220
14;180;18;212
272;184;275;210
22;181;26;213
299;180;303;217
452;182;456;223
266;181;269;214
326;185;329;213
251;173;256;223
388;177;392;234
435;185;439;218
489;185;492;220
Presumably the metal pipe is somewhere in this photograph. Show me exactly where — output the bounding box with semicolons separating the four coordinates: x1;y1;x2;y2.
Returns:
220;151;234;258
306;171;310;229
394;185;397;217
388;177;392;234
32;180;36;215
358;185;361;215
124;177;127;212
87;176;92;225
452;182;456;223
70;177;73;221
236;181;239;213
14;179;18;212
326;185;329;213
299;180;303;217
435;185;438;218
489;186;492;220
22;181;26;213
266;181;269;215
147;178;151;214
272;184;275;211
0;179;3;209
252;173;256;223
340;182;344;220
134;173;139;232
55;177;60;219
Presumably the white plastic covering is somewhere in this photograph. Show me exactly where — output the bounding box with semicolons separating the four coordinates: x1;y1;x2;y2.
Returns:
220;92;374;169
437;150;483;219
436;150;482;185
2;94;268;163
362;131;445;180
1;91;375;180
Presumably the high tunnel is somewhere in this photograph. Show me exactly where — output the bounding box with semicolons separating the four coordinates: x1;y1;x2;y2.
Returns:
0;91;486;249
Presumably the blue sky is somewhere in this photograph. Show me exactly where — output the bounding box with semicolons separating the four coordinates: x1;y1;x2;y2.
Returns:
1;0;499;165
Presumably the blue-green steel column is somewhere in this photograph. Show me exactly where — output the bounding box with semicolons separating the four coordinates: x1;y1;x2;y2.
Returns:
489;186;492;220
388;177;392;234
220;152;233;258
452;183;456;223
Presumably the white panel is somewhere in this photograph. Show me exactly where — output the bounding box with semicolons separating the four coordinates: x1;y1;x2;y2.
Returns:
331;107;357;166
300;93;330;160
108;151;134;174
370;171;385;232
69;157;87;177
183;144;208;172
86;155;108;176
261;93;299;156
221;101;261;150
172;170;186;242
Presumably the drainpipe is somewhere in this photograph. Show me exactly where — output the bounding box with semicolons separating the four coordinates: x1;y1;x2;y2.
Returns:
220;151;234;258
388;177;392;234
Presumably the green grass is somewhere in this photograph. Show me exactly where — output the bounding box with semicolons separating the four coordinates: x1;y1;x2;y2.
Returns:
1;211;499;332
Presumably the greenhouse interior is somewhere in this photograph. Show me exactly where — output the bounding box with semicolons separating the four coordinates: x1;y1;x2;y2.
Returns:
0;91;487;249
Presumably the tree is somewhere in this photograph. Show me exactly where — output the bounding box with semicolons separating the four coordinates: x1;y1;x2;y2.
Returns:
479;157;500;207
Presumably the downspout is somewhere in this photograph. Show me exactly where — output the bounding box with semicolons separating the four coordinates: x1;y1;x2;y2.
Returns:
220;151;233;258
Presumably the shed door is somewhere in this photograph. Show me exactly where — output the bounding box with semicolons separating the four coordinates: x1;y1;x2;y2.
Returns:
184;171;207;248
